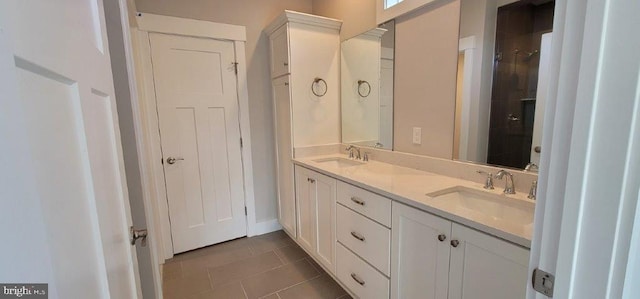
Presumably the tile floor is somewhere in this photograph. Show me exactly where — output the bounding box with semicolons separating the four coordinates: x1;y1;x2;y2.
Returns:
162;230;351;299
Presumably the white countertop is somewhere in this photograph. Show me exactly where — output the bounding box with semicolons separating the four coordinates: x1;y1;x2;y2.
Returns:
294;154;535;248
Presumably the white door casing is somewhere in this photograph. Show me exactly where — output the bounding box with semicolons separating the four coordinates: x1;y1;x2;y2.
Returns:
528;0;640;297
134;14;256;260
149;33;247;253
530;33;552;166
0;0;141;298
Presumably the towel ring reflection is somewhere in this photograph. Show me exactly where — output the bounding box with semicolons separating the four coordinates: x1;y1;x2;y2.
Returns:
311;78;327;97
357;80;371;97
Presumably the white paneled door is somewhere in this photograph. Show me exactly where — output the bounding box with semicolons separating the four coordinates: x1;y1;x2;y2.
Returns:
0;0;141;298
149;33;247;253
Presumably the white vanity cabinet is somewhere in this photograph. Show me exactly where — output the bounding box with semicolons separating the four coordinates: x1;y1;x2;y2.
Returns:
294;165;337;274
266;11;342;241
448;224;530;299
391;201;530;299
391;201;452;299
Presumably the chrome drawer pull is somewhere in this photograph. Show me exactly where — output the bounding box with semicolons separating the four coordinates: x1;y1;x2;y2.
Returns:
350;197;365;206
351;231;365;242
351;273;365;286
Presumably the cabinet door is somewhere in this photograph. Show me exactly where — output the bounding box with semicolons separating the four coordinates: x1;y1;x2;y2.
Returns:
391;202;452;299
273;76;295;237
312;171;337;273
295;166;315;253
269;24;290;78
448;224;530;299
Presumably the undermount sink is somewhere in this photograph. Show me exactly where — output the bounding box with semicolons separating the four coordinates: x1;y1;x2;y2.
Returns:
312;157;365;168
426;186;534;228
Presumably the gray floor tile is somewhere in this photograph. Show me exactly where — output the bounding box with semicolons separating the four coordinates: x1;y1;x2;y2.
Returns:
208;251;283;287
241;259;320;299
188;281;247;299
277;275;347;299
162;231;347;299
274;244;309;264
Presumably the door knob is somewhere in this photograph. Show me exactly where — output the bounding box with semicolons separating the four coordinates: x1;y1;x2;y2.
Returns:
166;157;184;165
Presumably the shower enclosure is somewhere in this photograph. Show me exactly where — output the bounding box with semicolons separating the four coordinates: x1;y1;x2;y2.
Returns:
486;0;554;169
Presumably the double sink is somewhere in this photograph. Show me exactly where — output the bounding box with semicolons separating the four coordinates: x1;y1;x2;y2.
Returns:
312;156;534;232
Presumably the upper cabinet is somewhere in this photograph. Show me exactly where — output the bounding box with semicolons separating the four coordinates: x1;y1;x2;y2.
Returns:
269;25;290;78
265;11;342;148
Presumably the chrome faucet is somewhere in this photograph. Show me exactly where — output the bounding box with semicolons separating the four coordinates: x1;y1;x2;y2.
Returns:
495;170;516;194
476;170;494;189
345;145;361;160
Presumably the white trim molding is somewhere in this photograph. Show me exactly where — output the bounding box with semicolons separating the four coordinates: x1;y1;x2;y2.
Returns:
527;0;640;297
131;14;257;261
265;10;341;35
136;13;246;41
252;219;283;236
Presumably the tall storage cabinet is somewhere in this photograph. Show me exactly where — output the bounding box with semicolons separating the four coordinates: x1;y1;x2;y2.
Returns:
266;11;342;239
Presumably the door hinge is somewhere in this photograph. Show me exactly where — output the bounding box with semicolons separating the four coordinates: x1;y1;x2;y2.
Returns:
244;206;247;215
532;268;555;297
240;138;243;148
232;62;239;75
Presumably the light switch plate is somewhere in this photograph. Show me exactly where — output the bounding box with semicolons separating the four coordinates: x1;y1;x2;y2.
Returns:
412;127;421;144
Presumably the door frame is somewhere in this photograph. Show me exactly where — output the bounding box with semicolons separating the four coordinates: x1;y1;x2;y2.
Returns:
527;0;640;297
129;12;257;261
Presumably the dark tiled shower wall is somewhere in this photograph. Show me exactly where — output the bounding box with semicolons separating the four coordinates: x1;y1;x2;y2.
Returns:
487;1;554;169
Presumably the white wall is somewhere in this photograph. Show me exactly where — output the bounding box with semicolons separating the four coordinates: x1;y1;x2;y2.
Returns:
134;0;314;223
393;0;460;158
312;0;377;40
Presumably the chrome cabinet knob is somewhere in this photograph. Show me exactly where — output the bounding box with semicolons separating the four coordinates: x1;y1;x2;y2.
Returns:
451;240;460;248
166;157;184;165
438;234;447;242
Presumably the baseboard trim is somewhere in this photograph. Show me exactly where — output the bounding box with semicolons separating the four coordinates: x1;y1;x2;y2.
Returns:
250;219;282;236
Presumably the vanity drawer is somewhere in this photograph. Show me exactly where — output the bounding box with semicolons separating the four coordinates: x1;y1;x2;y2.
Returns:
337;181;391;227
336;243;389;299
337;204;390;275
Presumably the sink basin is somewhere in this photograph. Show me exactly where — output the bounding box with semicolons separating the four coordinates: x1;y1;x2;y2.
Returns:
312;157;365;168
426;186;534;228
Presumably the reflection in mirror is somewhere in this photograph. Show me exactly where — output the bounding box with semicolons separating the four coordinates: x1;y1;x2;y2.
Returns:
455;0;555;169
341;21;395;150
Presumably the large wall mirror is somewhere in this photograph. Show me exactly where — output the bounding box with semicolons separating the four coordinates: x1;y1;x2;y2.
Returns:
341;21;395;150
341;0;555;170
